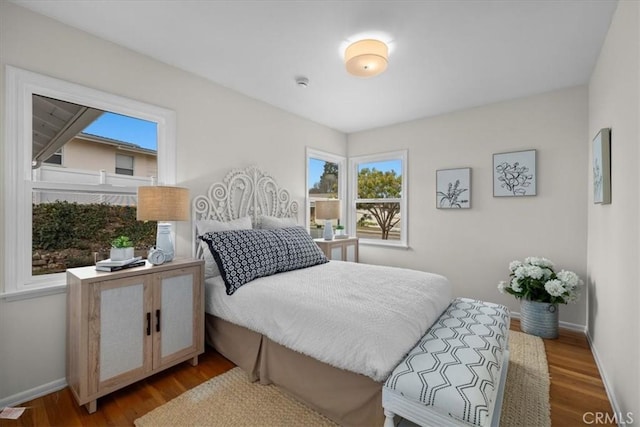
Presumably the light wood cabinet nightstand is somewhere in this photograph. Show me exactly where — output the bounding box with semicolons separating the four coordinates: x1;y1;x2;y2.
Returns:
314;237;359;262
66;258;204;413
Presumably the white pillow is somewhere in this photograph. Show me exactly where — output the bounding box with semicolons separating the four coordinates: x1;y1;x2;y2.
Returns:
258;215;297;229
197;216;252;278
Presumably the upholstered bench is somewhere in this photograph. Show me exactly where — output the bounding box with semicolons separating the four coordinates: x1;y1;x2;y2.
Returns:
383;298;510;427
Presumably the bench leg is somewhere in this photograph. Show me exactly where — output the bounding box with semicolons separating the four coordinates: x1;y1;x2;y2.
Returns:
383;409;396;427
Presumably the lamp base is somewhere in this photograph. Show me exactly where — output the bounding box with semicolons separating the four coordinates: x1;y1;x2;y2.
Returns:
156;222;175;262
322;220;334;241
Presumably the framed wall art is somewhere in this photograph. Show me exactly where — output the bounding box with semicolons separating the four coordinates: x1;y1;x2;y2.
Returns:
493;149;536;197
436;168;471;209
592;128;611;204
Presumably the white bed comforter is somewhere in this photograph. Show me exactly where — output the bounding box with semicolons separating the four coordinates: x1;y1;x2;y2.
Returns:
205;260;452;382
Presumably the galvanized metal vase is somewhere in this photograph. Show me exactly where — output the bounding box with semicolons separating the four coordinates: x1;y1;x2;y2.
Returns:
520;299;559;339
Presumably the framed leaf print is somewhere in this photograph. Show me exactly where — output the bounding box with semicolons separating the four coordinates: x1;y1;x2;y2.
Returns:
493;149;536;197
592;128;611;204
436;168;471;209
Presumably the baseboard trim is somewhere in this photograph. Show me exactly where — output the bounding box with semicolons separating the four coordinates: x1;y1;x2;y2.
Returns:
586;332;623;422
510;311;587;333
0;378;67;409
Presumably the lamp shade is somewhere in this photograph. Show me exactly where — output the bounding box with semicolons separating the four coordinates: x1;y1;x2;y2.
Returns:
315;200;341;220
345;39;388;77
137;186;190;221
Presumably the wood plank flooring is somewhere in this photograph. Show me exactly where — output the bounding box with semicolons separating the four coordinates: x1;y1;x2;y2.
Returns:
1;320;614;427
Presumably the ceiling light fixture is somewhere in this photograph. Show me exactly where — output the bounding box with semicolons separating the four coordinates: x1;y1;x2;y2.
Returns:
344;39;388;77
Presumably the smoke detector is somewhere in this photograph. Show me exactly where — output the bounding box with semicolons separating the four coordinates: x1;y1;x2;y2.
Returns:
295;76;309;88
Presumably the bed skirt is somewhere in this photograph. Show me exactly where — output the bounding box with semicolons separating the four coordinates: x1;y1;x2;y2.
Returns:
206;314;384;427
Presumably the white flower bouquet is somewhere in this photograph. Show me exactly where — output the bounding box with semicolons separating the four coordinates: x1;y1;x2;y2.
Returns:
498;257;583;304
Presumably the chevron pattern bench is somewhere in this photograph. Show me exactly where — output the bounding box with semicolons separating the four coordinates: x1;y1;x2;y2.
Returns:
383;298;510;427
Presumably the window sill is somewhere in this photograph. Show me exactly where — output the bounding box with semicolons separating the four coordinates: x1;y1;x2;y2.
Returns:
358;239;409;249
0;283;67;302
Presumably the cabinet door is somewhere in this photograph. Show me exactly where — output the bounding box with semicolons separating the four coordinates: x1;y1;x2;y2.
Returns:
345;242;358;262
89;276;152;394
330;245;343;260
153;266;202;369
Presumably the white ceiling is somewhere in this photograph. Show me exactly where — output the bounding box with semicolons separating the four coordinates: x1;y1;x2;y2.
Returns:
13;0;617;133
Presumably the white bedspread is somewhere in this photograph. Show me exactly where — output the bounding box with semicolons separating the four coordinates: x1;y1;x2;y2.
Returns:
205;260;452;382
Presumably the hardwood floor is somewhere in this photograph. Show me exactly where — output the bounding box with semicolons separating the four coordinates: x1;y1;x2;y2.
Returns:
508;319;617;427
1;321;614;427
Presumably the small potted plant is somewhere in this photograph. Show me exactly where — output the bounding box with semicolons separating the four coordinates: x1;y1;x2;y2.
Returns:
110;235;134;261
335;224;346;236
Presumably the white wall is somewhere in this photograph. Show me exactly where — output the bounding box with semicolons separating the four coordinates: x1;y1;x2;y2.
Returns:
0;2;346;404
348;86;588;326
587;0;639;418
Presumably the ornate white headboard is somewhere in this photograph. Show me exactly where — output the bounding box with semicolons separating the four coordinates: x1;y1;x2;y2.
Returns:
192;166;299;257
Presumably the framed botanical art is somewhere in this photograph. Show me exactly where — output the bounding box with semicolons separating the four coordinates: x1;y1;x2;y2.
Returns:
436;168;471;209
493;149;536;197
592;128;611;204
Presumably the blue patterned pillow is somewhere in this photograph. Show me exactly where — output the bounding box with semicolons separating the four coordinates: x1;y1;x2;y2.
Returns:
201;227;327;295
277;227;329;272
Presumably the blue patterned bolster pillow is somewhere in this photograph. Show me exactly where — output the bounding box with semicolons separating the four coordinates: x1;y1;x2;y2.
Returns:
200;226;328;295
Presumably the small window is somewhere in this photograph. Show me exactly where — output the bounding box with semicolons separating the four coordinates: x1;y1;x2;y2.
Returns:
43;148;63;165
350;150;407;247
115;154;134;176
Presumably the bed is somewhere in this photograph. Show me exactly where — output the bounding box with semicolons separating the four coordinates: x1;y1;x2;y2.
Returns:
192;166;452;426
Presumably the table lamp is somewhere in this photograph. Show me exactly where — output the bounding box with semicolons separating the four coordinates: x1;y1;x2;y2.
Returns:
137;185;190;262
315;200;341;241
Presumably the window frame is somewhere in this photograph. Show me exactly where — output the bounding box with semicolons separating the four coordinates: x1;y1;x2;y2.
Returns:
3;66;176;299
349;150;408;248
305;147;347;232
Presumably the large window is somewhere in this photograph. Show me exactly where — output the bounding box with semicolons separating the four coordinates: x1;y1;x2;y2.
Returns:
349;150;407;247
3;66;176;298
306;148;346;239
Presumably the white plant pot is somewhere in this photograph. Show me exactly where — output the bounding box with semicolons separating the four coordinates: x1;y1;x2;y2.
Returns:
110;247;134;261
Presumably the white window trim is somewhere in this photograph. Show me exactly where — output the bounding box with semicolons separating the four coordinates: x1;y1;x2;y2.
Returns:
2;66;177;299
349;150;408;248
305;147;347;231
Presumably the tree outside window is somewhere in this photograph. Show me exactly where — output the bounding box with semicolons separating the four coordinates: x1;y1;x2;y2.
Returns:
307;149;345;238
357;166;402;240
350;151;407;246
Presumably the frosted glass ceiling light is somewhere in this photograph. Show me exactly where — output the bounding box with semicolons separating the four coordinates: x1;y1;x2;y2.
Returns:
345;39;388;77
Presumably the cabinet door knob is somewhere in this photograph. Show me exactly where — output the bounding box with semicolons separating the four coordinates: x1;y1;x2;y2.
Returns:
146;312;151;336
156;309;161;333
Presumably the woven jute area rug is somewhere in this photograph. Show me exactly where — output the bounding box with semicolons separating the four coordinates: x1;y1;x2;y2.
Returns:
135;331;549;427
500;330;551;427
